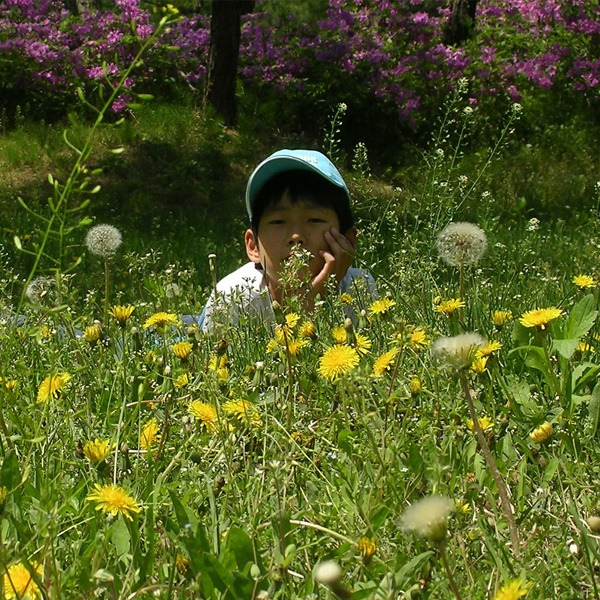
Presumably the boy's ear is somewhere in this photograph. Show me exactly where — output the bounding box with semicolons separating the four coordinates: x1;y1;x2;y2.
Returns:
245;229;261;263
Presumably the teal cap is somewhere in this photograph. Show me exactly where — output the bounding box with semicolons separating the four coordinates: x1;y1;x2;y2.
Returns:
245;149;350;222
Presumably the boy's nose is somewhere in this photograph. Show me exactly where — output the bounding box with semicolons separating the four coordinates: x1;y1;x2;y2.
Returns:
289;232;304;246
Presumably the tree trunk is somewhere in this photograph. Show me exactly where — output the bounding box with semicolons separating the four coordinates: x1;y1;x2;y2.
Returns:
444;0;479;46
205;0;255;127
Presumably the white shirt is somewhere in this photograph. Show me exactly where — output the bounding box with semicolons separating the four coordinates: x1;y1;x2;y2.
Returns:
200;261;377;331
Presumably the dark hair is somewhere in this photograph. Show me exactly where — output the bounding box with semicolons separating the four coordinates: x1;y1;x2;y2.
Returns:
251;170;354;235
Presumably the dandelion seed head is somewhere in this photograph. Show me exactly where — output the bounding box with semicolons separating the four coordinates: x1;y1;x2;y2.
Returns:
436;222;487;267
25;276;54;304
85;224;122;257
432;333;485;371
314;560;342;585
400;495;454;542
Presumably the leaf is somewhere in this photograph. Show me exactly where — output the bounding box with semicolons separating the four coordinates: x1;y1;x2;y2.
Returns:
111;518;130;557
542;456;560;486
565;294;597;340
394;551;434;587
225;527;255;572
13;236;22;250
552;338;579;360
0;451;21;489
585;382;600;438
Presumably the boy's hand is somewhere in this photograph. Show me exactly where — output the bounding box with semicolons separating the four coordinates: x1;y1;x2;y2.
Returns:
311;228;356;298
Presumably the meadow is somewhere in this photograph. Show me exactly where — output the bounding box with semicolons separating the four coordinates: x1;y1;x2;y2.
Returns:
2;1;600;599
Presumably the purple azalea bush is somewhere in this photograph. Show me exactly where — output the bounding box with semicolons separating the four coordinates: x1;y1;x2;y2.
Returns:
0;0;598;130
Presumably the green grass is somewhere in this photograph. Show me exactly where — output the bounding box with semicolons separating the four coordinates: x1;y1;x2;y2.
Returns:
1;96;600;599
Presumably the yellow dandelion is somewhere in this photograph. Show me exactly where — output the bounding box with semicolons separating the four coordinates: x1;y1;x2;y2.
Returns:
208;355;228;381
530;421;553;443
84;323;103;344
577;341;595;353
332;326;347;344
340;293;353;305
284;312;300;330
171;341;192;360
175;554;190;574
140;418;161;450
318;345;360;381
372;348;399;376
188;401;219;432
223;399;262;427
369;298;396;317
409;377;421;395
476;341;502;357
470;356;488;374
435;298;465;314
2;378;18;392
266;338;279;353
174;373;189;388
455;500;472;515
491;310;513;327
467;416;494;432
519;307;563;330
86;484;141;520
494;579;532;600
37;372;71;403
110;304;135;326
356;537;377;560
408;327;429;350
143;311;179;331
299;321;316;338
3;562;42;600
287;338;310;356
41;325;53;339
354;333;372;356
83;439;111;464
573;274;597;289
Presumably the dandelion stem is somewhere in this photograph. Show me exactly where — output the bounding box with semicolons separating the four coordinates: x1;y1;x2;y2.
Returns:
103;257;110;325
459;372;520;555
439;543;463;600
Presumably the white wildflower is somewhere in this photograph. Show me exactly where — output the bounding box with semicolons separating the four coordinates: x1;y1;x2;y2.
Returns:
436;222;487;267
85;224;122;257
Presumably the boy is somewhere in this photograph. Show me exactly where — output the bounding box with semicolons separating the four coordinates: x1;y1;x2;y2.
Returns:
200;149;376;331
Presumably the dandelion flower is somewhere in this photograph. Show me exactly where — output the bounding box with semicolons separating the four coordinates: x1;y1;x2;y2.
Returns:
400;495;454;542
494;579;532;600
318;345;360;381
573;274;597;289
86;483;141;520
529;422;553;443
85;224;122;257
354;333;372;356
284;312;300;330
37;372;71;403
369;297;396;317
470;356;488;374
409;377;421;395
175;554;190;574
519;307;563;330
436;222;487;267
84;323;103;344
492;310;512;327
143;312;179;331
299;321;316;338
208;355;228;381
340;293;353;305
223;399;262;427
140;418;160;450
3;562;42;600
332;326;347;344
110;305;135;326
357;537;377;559
435;298;465;314
83;439;111;463
2;378;18;392
287;338;310;356
372;348;399;376
174;373;189;388
467;416;494;432
577;342;595;353
432;333;485;371
476;341;502;357
171;341;192;360
188;401;218;432
409;327;429;350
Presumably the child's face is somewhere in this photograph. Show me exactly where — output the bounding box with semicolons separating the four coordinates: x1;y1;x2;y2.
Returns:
248;195;342;284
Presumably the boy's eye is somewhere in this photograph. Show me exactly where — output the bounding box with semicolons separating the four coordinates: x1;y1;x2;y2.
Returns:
267;219;285;225
308;217;326;223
